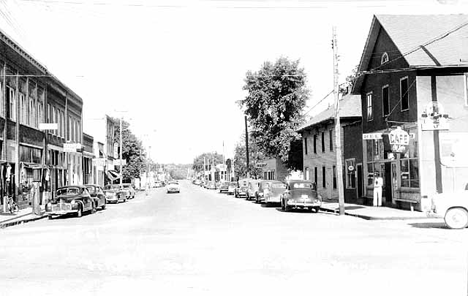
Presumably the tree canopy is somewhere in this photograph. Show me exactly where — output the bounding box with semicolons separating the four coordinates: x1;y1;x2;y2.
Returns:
239;57;308;168
233;134;265;179
192;152;224;172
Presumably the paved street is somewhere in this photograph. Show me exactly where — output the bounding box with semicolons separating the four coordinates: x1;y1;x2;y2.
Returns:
1;181;467;296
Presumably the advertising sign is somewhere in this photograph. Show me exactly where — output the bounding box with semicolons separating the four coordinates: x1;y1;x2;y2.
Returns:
388;127;409;153
64;143;82;153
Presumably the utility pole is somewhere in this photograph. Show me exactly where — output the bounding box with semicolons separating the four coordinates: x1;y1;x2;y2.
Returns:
333;26;345;216
119;116;123;189
245;115;250;178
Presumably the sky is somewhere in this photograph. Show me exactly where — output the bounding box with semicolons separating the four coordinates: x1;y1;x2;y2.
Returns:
0;0;466;164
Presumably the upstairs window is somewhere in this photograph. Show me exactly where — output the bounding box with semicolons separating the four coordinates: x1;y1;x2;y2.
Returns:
313;134;317;154
7;87;16;121
304;136;308;155
381;52;389;65
329;129;333;151
382;85;390;117
321;132;325;152
400;77;409;111
366;92;373;121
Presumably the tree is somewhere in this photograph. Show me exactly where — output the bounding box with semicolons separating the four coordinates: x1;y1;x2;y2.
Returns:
340;65;359;95
233;134;265;179
239;57;309;169
192;152;224;173
112;118;146;182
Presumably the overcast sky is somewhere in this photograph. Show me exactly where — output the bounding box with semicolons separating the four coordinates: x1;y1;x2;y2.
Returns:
0;0;466;164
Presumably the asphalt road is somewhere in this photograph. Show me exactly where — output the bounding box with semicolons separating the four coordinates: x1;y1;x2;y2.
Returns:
0;181;467;296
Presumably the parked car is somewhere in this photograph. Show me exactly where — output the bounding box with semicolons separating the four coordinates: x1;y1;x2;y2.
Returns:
193;179;202;186
255;180;272;203
154;181;163;188
280;180;322;212
122;183;136;199
46;185;95;218
227;182;237;195
429;187;468;229
103;184;127;204
84;184;107;210
263;181;287;206
235;178;250;198
166;181;180;193
218;181;229;193
247;179;262;201
206;181;217;190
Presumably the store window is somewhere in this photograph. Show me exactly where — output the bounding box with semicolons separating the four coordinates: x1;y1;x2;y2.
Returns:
366;139;384;185
333;166;337;189
322;166;326;188
400;128;419;188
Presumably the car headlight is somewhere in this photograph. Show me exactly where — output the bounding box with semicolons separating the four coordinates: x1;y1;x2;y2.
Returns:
71;200;76;205
46;202;51;210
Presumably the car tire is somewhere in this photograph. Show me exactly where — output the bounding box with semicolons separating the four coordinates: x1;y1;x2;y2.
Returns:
48;215;53;220
76;206;83;218
444;207;468;229
102;204;106;210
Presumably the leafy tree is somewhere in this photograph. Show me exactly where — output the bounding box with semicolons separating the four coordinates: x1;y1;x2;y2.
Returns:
239;57;308;169
192;152;224;173
112;118;146;182
340;65;359;95
233;134;265;179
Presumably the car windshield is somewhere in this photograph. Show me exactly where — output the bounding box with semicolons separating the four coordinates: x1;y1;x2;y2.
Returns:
272;183;286;189
292;182;313;189
122;184;132;188
57;187;81;196
85;186;96;194
230;182;237;186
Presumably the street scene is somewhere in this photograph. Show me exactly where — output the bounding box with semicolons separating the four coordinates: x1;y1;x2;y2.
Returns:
0;0;468;295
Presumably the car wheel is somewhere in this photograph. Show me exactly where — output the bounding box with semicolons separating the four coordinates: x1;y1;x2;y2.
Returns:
76;206;83;218
444;208;468;229
48;215;53;220
102;203;106;210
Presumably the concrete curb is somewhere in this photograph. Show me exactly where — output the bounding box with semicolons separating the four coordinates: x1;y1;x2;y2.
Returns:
319;206;429;221
0;213;49;229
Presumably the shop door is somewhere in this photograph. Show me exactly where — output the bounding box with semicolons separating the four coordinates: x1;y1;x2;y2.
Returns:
384;162;392;204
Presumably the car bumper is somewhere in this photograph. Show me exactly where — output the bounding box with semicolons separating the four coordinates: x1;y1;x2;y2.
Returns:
265;196;281;203
167;189;180;193
287;200;322;208
46;204;79;215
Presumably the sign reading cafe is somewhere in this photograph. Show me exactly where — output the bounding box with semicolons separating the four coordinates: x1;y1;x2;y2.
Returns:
388;127;410;153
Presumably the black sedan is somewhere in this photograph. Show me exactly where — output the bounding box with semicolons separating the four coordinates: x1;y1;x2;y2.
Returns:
85;184;107;210
46;185;95;218
280;180;322;212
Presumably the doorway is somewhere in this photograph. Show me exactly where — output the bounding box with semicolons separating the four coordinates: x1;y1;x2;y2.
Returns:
357;164;363;200
384;162;392;204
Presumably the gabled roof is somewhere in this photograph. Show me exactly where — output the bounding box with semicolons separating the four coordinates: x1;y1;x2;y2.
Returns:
297;94;361;132
353;14;468;93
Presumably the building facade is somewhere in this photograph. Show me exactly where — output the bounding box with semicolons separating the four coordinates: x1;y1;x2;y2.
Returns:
353;14;468;211
0;29;84;211
298;94;362;202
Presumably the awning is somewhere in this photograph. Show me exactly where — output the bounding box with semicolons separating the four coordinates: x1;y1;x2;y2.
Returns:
106;170;121;181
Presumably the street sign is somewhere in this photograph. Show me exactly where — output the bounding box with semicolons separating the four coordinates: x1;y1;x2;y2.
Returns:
63;143;82;153
113;159;127;166
39;123;58;130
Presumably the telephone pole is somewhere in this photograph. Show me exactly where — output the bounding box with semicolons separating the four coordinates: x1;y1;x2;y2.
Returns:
333;26;345;216
244;116;250;178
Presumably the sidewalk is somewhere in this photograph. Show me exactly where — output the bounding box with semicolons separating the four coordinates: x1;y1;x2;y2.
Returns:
320;201;429;220
0;206;48;229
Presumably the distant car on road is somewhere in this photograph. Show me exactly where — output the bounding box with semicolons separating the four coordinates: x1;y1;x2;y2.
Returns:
227;182;237;195
122;183;136;199
84;184;107;210
280;180;322;212
46;185;95;219
154;181;163;188
263;181;287;206
166;181;180;193
103;184;127;204
218;181;229;193
235;178;249;198
247;179;262;201
206;181;217;190
429;187;468;229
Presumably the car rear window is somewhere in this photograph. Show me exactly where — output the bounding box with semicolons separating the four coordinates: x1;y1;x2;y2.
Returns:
292;183;313;189
272;183;286;189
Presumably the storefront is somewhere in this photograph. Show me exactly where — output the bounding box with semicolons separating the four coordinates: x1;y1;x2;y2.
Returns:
363;124;420;207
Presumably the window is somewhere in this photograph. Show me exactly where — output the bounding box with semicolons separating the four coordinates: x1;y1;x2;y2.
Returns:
333;166;337;189
400;127;419;188
0;82;3;116
322;166;326;188
321;132;325;152
313;135;317;153
37;101;43;125
381;52;389;65
314;167;318;185
304;136;308;155
19;93;26;124
382;85;390;117
47;103;51;123
329;129;333;151
29;98;34;127
305;167;309;180
52;106;56;135
400;77;409;111
345;159;356;189
7;87;16;121
366;92;373;121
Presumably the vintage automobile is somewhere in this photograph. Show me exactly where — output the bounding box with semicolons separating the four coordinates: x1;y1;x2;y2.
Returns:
227;182;237;195
166;181;180;193
84;184;107;210
218;181;229;193
46;185;95;218
103;184;127;204
234;178;250;198
206;181;217;190
193;179;202;186
122;183;136;199
263;181;287;206
255;180;272;203
247;179;262;201
429;188;468;229
280;180;322;212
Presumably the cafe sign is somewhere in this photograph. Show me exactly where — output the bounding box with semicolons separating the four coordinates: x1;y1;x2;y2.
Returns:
389;127;409;153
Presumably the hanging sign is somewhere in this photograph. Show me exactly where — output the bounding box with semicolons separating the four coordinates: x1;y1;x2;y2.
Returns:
421;101;449;131
388;127;409;153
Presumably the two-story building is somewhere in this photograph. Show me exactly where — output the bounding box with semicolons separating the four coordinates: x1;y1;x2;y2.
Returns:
298;94;362;202
352;14;468;211
0;29;84;211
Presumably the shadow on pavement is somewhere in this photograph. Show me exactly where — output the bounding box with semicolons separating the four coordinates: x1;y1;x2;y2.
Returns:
344;206;366;210
408;221;448;229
